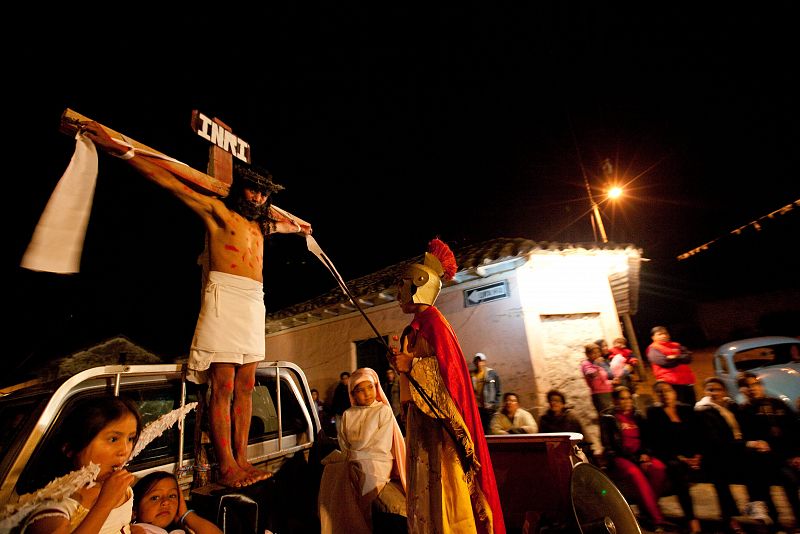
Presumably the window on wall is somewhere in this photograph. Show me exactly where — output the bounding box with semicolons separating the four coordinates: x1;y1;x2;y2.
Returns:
355;335;390;382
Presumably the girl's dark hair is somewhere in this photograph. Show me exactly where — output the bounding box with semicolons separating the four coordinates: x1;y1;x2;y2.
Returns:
19;396;142;493
60;395;143;462
133;471;179;518
584;343;600;357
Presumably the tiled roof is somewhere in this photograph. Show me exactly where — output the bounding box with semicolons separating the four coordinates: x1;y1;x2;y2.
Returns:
265;237;642;333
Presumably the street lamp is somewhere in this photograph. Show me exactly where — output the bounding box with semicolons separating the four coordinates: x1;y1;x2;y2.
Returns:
584;160;623;243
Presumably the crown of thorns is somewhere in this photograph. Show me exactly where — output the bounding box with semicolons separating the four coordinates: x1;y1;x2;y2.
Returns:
234;164;285;193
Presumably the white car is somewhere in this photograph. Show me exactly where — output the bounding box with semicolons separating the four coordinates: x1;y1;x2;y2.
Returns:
712;336;800;412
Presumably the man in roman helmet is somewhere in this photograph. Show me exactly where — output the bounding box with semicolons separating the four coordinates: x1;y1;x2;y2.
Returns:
393;239;506;534
79;121;310;488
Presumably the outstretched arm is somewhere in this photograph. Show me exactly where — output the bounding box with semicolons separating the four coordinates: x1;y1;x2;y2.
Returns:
271;219;310;235
79;121;217;221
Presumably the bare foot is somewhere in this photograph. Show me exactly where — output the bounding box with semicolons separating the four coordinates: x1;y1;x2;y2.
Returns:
246;467;272;482
216;467;258;488
237;460;273;482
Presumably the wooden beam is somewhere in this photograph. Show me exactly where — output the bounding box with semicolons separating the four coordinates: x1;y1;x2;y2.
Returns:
61;109;230;196
60;109;311;232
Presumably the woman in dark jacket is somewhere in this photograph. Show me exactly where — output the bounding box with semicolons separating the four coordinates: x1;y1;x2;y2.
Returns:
646;381;703;534
539;389;595;463
600;386;670;531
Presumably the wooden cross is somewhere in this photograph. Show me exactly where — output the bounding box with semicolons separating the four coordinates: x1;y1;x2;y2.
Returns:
59;109;310;231
60;108;230;196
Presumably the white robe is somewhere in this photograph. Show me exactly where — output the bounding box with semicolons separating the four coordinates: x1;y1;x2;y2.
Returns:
318;401;396;534
21;487;133;534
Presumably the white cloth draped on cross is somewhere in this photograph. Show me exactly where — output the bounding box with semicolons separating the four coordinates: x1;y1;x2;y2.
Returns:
20;133;99;273
20;133;188;274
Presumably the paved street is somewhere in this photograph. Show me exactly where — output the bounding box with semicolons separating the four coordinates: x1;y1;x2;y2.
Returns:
650;482;796;533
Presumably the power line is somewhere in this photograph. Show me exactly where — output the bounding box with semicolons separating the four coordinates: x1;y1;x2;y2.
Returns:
677;199;800;260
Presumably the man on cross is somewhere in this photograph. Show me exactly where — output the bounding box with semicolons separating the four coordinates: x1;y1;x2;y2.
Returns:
80;121;310;488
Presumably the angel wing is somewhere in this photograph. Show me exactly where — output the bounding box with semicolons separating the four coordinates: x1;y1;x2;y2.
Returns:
0;463;100;530
130;402;198;461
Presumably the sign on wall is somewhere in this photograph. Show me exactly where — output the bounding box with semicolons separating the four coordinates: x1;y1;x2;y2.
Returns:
463;280;510;307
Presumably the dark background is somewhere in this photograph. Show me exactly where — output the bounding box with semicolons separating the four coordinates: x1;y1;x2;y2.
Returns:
5;4;798;382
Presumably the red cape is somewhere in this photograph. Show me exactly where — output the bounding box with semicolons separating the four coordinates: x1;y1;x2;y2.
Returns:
412;306;506;534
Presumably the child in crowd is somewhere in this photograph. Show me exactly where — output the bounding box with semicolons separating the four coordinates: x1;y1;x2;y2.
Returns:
21;396;143;534
581;343;614;415
609;337;638;391
318;367;407;534
131;471;222;534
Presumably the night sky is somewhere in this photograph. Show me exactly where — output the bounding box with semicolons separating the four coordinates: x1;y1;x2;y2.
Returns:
6;5;799;382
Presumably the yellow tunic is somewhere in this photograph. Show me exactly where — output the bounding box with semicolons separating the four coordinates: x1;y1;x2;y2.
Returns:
406;336;493;533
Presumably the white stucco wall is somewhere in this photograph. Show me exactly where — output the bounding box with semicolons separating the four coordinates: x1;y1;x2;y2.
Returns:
264;301;409;403
440;270;531;406
265;248;628;445
517;252;625;451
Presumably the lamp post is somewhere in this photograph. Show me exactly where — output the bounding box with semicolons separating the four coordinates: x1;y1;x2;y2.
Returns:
584;159;623;243
583;174;608;243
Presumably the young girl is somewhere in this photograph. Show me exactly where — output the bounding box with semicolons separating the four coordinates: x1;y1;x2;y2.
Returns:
21;395;143;534
317;367;407;534
130;471;222;534
580;343;614;415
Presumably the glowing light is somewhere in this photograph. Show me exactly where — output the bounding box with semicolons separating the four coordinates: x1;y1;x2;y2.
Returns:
607;187;623;200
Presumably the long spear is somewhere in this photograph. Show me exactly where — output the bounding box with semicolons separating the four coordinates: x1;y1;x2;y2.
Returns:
305;236;466;457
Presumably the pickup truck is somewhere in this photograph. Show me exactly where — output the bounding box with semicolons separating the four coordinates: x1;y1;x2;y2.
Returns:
0;362;626;534
0;361;325;533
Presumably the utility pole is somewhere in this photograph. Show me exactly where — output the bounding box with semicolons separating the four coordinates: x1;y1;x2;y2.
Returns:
583;170;608;243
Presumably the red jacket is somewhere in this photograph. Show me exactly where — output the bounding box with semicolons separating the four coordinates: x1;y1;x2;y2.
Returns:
646;341;696;385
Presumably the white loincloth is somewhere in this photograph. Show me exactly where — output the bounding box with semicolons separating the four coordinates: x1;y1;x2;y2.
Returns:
186;271;266;384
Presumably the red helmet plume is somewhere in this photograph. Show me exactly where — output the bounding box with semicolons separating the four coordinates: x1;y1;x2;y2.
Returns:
427;238;457;281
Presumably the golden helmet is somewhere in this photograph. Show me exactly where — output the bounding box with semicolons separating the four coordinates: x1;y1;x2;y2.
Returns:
398;239;457;306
